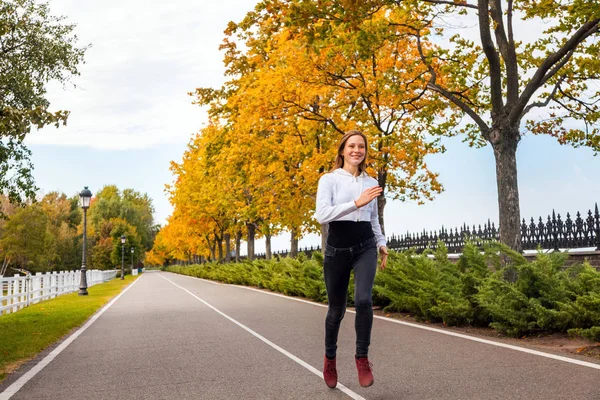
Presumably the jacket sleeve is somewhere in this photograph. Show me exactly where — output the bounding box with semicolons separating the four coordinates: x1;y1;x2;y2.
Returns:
370;197;387;248
315;174;357;224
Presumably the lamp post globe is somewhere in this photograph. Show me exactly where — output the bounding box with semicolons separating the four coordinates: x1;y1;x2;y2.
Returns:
120;235;126;280
78;186;92;296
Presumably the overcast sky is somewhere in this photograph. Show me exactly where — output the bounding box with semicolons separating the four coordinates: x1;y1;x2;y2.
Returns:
24;0;599;254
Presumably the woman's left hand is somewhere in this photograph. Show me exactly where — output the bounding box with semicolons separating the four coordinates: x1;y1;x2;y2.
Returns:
378;246;389;270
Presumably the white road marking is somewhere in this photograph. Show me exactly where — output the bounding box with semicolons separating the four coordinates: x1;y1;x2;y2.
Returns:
169;272;600;371
0;276;143;400
159;274;366;400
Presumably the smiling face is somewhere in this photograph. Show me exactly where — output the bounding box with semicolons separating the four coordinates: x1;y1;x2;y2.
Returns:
341;134;366;168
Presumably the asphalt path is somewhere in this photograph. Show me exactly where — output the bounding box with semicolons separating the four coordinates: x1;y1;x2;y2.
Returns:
1;271;599;399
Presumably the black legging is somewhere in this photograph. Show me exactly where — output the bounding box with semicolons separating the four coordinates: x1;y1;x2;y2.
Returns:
323;237;377;358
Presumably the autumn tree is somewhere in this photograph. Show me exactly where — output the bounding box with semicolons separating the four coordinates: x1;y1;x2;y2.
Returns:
275;0;600;251
145;227;174;267
209;6;445;249
0;0;87;203
167;124;241;262
158;212;205;263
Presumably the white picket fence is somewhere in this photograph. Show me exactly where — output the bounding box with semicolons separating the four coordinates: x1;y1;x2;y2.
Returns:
0;270;117;316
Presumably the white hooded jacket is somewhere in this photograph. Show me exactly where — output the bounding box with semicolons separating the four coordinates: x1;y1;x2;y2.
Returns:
315;168;386;248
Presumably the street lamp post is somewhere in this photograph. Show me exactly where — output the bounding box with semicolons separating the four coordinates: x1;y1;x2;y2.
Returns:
79;187;92;296
130;247;134;275
121;235;126;280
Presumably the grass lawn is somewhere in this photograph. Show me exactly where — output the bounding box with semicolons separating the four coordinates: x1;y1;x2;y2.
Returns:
0;275;138;383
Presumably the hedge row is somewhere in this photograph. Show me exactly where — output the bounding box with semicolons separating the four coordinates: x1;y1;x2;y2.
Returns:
166;242;600;341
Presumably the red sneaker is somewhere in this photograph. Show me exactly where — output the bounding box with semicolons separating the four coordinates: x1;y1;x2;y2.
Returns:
355;356;374;387
323;356;337;388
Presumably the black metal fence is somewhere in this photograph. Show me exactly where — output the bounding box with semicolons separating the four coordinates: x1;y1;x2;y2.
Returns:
253;203;600;258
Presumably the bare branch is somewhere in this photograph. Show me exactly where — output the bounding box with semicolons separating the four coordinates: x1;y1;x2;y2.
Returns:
413;25;490;135
282;97;346;134
478;0;504;112
539;49;576;87
554;97;588;120
314;65;358;90
490;0;519;103
428;81;490;136
489;1;509;61
559;87;598;114
522;76;563;116
360;94;383;130
507;0;515;46
511;19;600;123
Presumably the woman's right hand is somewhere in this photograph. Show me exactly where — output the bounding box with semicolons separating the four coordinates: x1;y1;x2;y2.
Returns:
354;186;383;208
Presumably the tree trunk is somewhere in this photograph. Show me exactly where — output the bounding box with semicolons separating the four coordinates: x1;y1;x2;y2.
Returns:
217;237;223;262
235;230;242;262
290;228;299;258
246;223;256;261
377;193;386;236
210;241;216;262
265;234;272;260
224;233;231;262
377;170;387;235
321;224;328;252
492;131;522;253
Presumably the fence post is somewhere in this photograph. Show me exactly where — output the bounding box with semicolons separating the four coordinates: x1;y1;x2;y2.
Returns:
61;272;64;294
595;203;599;251
551;210;559;251
53;271;59;298
12;274;19;313
41;272;47;300
7;275;13;313
34;272;42;304
26;274;31;307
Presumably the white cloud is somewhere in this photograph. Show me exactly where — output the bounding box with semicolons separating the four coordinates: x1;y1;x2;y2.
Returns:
25;0;259;150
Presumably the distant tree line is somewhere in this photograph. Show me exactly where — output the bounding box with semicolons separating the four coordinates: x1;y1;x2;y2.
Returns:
0;185;157;275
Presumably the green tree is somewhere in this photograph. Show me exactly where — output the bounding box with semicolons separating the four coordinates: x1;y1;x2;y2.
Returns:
0;0;88;203
89;185;121;227
0;204;52;272
39;192;80;270
88;185;155;250
120;189;155;249
0;194;18;273
90;236;113;271
109;218;143;271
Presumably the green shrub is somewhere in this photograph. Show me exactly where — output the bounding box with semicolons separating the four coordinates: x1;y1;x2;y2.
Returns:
166;255;326;303
167;244;600;340
373;242;483;326
476;246;600;338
